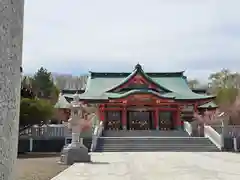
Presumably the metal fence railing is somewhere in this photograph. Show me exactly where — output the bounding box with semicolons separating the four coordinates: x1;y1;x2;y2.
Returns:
20;124;71;138
20;113;100;138
210;125;240;138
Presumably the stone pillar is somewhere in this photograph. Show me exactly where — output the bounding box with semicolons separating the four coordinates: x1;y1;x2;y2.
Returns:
0;1;24;179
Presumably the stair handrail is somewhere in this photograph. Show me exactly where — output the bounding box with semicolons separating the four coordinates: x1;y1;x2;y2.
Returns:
183;121;193;136
91;123;99;152
204;125;222;150
91;121;104;151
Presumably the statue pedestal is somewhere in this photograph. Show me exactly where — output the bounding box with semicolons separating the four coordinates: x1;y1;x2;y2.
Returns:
59;142;91;165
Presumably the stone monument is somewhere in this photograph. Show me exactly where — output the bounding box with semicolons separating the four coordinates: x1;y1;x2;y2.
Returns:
60;94;91;165
0;1;24;179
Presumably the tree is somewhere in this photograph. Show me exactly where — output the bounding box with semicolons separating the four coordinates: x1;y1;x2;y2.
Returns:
208;69;240;105
31;67;59;103
193;110;226;136
222;94;240;126
193;110;224;125
19;98;54;134
188;79;200;89
209;69;231;89
81;103;100;131
54;74;88;90
21;75;36;99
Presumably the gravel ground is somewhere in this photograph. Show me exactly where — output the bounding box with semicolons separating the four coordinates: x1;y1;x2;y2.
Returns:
16;153;69;180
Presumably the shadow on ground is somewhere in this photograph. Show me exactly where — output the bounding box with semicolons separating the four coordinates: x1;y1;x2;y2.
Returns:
18;152;60;159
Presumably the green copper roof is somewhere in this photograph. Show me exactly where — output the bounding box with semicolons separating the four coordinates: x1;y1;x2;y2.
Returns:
79;64;215;100
106;89;175;99
198;101;218;108
107;64;171;92
54;94;71;109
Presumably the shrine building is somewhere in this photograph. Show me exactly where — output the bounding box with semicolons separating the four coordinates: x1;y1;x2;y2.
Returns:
55;64;218;130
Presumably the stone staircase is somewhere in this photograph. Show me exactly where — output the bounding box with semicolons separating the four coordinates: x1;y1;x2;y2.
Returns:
102;130;190;137
95;130;220;152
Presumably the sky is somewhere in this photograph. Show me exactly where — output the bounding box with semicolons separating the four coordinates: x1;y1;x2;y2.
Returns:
22;0;240;81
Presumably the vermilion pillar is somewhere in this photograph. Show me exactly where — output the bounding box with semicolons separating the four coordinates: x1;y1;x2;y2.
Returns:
122;107;127;130
194;102;198;113
99;105;105;121
155;108;159;130
176;106;182;130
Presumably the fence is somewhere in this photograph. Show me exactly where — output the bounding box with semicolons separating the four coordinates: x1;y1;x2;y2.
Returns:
210;125;240;152
183;121;240;152
210;125;240;137
18;137;92;153
18;124;95;153
19;113;100;138
20;124;94;138
20;124;71;138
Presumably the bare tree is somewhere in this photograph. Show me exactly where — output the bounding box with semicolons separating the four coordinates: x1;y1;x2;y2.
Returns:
188;79;200;89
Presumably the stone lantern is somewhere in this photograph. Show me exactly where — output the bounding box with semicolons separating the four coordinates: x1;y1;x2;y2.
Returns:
60;93;91;165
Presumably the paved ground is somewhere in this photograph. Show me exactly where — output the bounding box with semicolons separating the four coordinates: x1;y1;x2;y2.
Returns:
17;154;69;180
52;152;240;180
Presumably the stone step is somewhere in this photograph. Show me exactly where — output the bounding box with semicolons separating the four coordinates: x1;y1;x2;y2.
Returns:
103;130;189;137
96;143;219;151
95;147;220;152
98;138;214;145
97;145;218;149
96;130;220;152
100;144;216;147
99;137;211;140
95;136;220;152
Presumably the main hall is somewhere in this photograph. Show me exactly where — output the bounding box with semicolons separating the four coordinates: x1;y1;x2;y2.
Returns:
74;64;217;131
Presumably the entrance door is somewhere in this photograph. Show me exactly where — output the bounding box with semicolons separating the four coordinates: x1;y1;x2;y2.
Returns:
127;110;153;130
105;111;122;130
158;111;174;130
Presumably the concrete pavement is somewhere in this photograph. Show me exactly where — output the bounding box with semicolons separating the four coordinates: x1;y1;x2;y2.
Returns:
52;152;240;180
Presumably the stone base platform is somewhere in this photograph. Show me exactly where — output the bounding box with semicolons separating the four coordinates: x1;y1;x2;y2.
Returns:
53;152;240;180
59;143;90;165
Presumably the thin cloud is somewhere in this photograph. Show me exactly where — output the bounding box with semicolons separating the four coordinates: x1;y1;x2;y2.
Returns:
22;0;240;81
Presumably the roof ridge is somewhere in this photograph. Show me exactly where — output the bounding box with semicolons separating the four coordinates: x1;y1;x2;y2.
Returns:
90;71;184;78
89;71;184;74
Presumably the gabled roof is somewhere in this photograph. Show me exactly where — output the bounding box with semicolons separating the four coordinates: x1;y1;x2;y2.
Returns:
79;64;215;100
106;63;172;92
54;94;71;109
198;101;218;108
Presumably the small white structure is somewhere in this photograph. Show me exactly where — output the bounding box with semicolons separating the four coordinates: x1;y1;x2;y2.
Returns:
54;93;71;109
